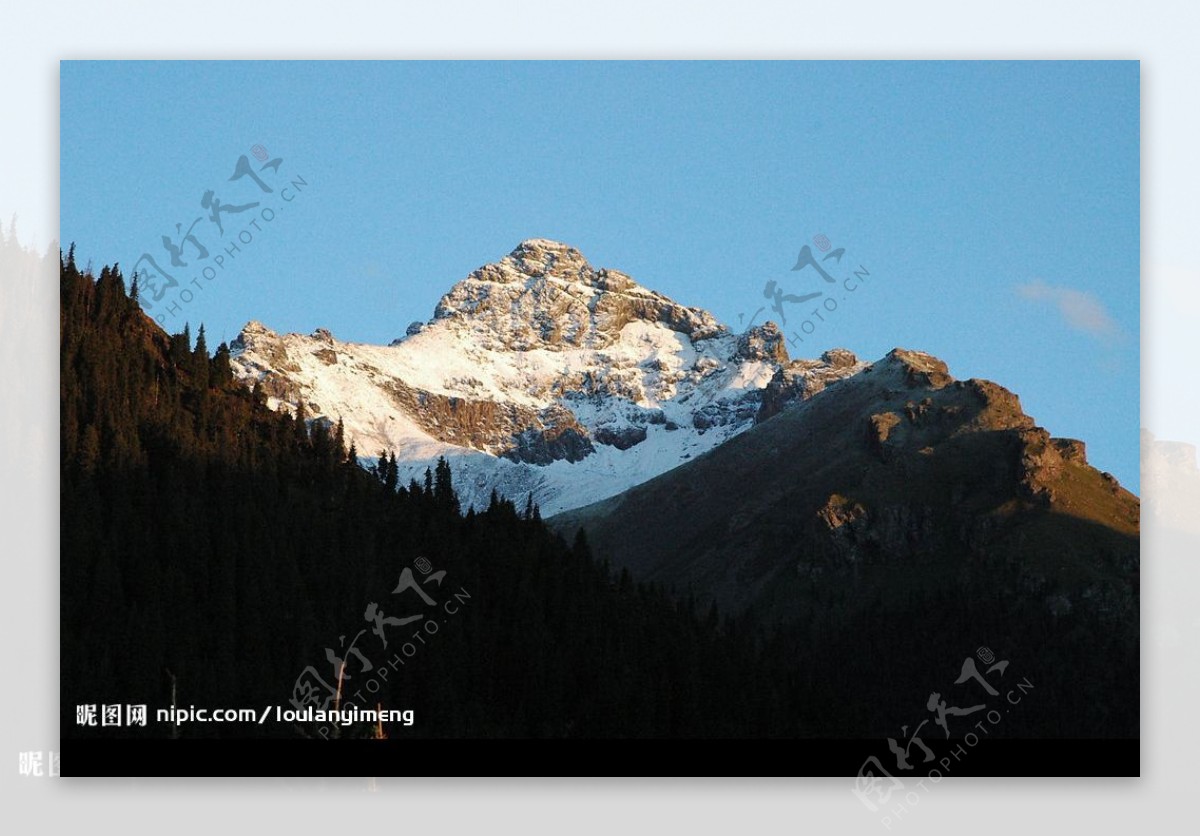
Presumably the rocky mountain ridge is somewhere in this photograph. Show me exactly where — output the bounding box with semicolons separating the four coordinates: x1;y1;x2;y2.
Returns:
552;347;1139;623
230;239;866;513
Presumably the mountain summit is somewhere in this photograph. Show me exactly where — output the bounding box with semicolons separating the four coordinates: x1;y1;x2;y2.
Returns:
230;240;865;513
424;239;724;351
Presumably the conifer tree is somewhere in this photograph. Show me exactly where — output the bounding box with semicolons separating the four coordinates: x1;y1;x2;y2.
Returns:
212;343;234;387
384;452;399;492
434;456;455;509
192;325;210;388
334;418;346;459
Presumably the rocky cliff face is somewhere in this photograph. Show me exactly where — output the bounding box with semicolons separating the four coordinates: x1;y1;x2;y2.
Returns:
553;347;1139;625
429;239;725;351
230;239;864;513
756;347;865;422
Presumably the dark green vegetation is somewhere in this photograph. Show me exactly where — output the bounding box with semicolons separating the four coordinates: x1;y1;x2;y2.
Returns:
62;255;1137;741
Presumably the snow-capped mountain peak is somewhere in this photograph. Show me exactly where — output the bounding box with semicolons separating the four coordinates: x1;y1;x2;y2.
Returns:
416;238;724;353
230;240;866;514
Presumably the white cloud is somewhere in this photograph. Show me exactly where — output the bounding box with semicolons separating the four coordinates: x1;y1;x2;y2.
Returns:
1016;279;1122;341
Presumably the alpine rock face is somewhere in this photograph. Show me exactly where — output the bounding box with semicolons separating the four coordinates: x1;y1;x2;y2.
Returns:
229;239;866;514
552;347;1140;622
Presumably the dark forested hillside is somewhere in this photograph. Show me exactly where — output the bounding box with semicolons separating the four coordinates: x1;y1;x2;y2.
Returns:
61;254;1137;744
60;254;787;739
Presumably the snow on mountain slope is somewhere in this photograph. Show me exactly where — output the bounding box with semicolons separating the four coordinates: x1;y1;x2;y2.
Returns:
229;239;867;514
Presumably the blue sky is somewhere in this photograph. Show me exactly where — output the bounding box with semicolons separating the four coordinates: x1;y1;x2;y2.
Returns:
61;60;1140;490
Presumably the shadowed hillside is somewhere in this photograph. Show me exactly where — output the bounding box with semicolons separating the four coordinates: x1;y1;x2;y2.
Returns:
553;348;1139;736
